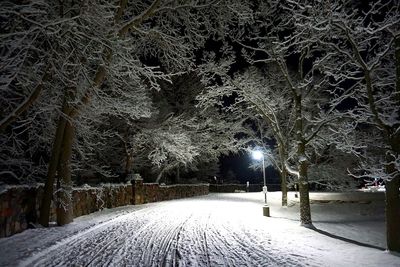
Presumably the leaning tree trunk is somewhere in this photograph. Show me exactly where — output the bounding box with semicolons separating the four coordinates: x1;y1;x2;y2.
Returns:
39;0;153;226
39;98;70;226
56;120;75;225
40;49;109;226
156;167;166;184
40;87;76;226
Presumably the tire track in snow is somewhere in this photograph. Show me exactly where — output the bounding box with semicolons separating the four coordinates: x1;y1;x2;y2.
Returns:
81;208;161;266
19;196;316;267
19;208;150;267
201;213;212;267
87;205;176;266
139;208;193;266
173;208;212;266
82;214;147;267
160;215;190;267
137;200;213;266
99;215;156;266
79;203;194;266
201;201;309;267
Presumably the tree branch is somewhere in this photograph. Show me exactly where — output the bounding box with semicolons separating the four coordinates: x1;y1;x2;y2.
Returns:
305;116;340;145
0;68;50;133
118;0;162;36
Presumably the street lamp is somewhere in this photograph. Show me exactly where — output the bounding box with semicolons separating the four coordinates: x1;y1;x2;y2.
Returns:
252;150;266;203
252;149;270;217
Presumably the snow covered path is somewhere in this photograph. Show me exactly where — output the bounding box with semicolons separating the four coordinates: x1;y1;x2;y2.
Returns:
1;193;399;266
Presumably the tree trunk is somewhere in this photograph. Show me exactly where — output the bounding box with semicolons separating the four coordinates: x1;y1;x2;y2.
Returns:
385;175;400;252
176;166;180;184
298;153;312;227
56;120;75;225
385;136;400;252
384;37;400;253
39;1;148;226
294;94;312;227
278;145;288;206
395;36;400;106
39;99;70;226
156;168;165;184
40;86;76;226
124;152;133;178
280;167;288;206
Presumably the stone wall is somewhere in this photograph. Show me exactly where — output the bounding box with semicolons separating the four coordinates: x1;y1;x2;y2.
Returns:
71;184;133;218
0;185;45;238
209;184;281;193
143;183;209;203
0;182;208;238
131;180;209;204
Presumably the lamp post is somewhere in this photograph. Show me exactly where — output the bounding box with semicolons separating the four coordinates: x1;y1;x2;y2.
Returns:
252;150;270;217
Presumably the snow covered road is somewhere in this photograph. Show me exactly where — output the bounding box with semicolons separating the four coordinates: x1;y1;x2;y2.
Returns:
1;193;399;266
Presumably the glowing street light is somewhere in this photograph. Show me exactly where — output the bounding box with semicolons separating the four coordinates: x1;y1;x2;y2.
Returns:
252;149;270;217
252;150;264;161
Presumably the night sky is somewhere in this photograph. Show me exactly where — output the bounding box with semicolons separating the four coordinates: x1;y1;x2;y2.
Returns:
219;153;279;185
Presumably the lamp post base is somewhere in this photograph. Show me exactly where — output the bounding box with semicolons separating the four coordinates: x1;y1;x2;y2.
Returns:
263;205;270;217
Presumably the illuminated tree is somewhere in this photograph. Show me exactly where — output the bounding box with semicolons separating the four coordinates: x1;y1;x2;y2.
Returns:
308;0;400;251
0;0;253;225
199;1;345;226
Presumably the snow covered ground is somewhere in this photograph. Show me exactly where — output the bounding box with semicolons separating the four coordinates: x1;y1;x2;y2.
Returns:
0;192;399;267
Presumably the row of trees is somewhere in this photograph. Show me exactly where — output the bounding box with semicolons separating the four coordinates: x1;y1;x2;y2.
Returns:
0;0;251;225
198;0;400;251
1;0;399;252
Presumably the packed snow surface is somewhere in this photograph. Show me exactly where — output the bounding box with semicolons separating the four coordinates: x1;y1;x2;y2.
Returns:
0;192;399;266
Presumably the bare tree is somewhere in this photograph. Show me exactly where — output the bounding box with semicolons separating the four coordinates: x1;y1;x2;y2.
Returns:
308;0;400;251
197;62;294;206
199;1;344;226
1;0;254;226
126;73;246;184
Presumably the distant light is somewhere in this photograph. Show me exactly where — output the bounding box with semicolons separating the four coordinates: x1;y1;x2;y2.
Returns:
252;150;264;160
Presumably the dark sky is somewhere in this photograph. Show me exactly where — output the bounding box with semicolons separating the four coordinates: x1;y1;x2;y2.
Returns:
219;153;279;185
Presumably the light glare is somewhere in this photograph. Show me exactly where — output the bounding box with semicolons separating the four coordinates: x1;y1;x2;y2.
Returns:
252;150;263;160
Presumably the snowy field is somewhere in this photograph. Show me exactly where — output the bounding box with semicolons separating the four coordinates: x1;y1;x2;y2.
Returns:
0;192;399;267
